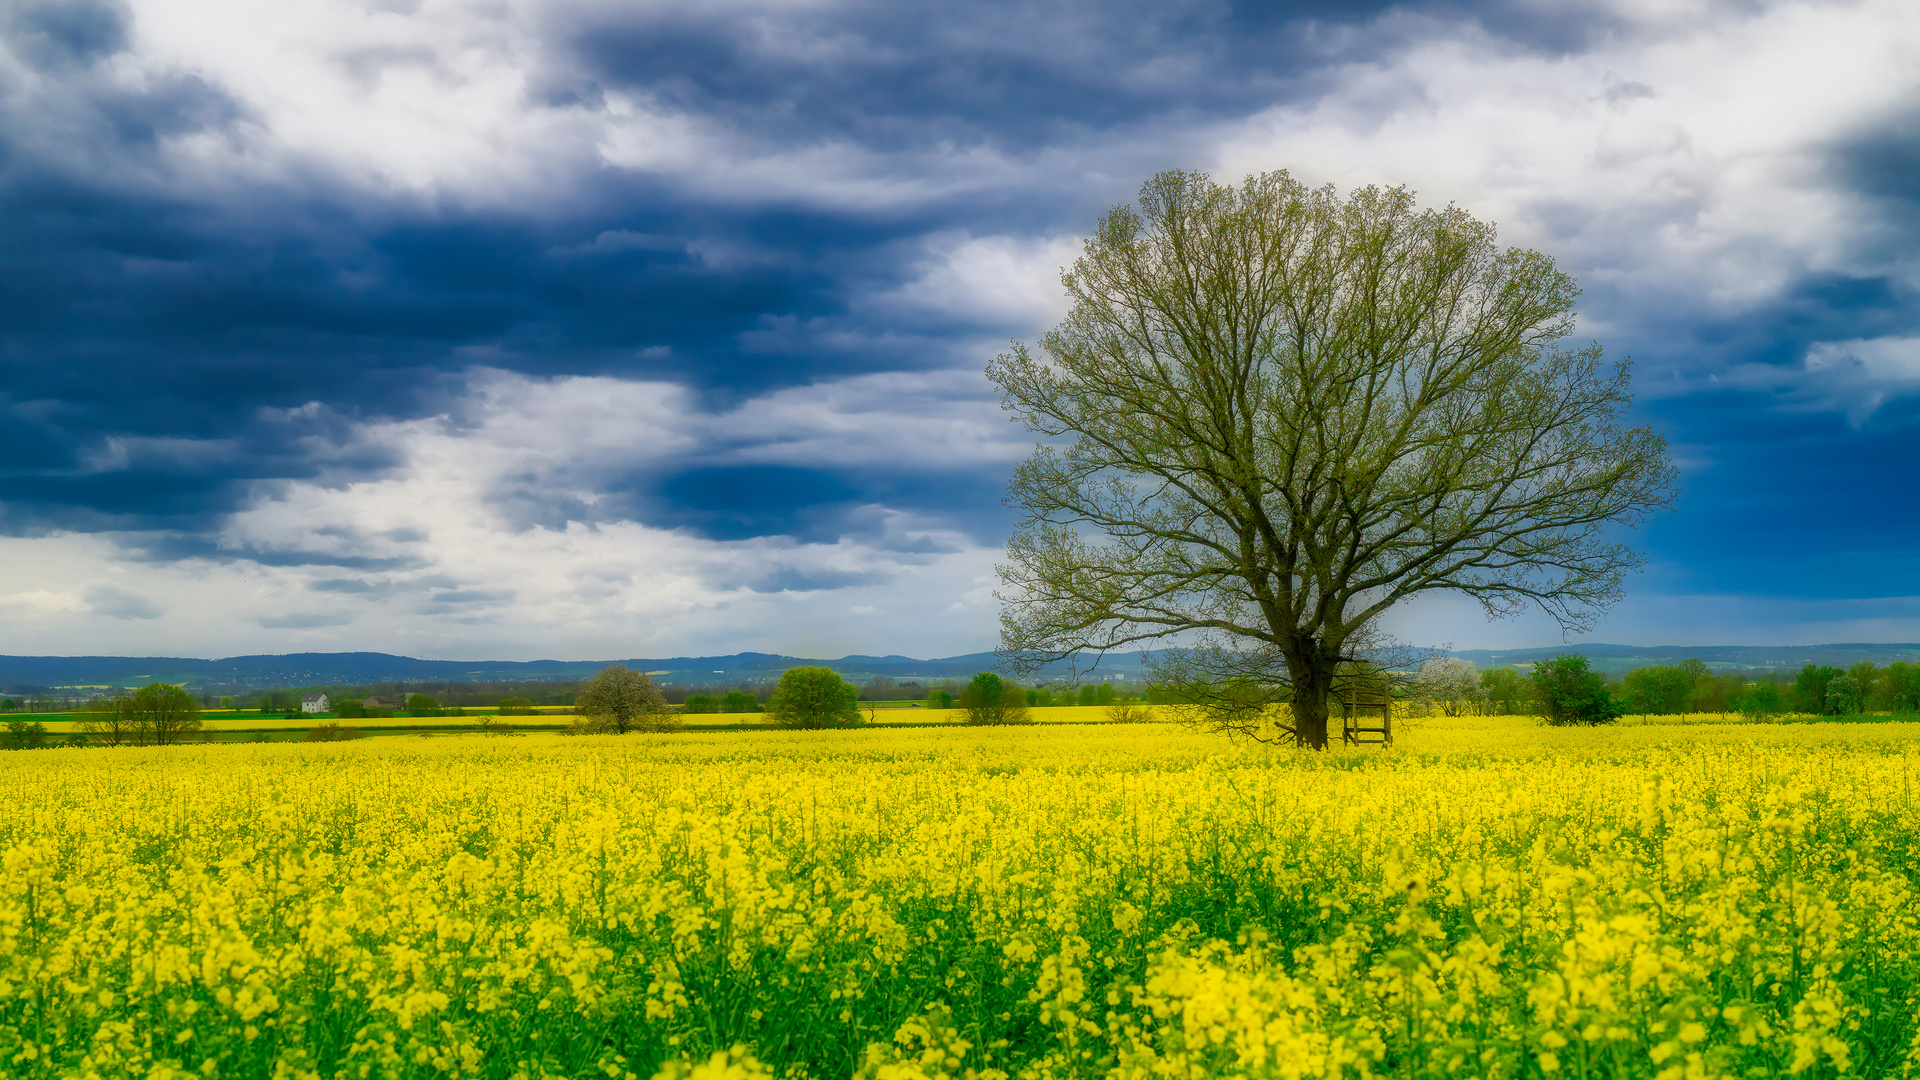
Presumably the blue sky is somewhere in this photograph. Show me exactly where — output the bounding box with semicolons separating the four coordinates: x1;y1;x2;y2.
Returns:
1;0;1917;659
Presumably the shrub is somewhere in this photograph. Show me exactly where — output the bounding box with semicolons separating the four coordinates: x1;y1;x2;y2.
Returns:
2;720;49;750
927;689;954;710
496;697;536;716
721;690;760;713
574;665;674;734
405;694;441;717
766;667;862;729
960;672;1031;726
307;723;362;742
335;698;366;719
683;694;716;714
1106;702;1153;723
1734;682;1787;721
1530;655;1622;726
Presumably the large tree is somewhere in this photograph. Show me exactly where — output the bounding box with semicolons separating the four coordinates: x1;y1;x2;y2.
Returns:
991;170;1677;749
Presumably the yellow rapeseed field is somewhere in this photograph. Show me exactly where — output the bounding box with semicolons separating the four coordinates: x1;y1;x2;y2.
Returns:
3;715;1918;1079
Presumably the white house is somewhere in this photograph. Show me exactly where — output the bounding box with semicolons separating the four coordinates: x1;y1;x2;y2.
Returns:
301;692;331;714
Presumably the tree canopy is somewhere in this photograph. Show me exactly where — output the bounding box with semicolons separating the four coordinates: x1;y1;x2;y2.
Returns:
766;667;862;730
990;169;1676;747
574;664;673;734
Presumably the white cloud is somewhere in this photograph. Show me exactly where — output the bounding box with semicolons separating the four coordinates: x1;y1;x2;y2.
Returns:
1214;0;1920;365
0;367;1019;658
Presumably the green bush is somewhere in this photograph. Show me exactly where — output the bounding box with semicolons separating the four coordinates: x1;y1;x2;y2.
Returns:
766;667;861;730
721;690;760;713
961;672;1031;726
683;694;716;714
496;697;536;716
2;720;49;750
1530;655;1621;726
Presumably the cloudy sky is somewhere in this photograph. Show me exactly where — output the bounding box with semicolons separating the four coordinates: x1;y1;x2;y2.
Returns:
1;0;1916;660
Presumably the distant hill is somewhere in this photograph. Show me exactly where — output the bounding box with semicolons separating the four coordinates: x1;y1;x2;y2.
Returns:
5;642;1915;692
0;650;1148;692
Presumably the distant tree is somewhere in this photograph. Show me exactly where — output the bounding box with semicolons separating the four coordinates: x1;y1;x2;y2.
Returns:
1479;668;1530;716
1531;655;1621;726
1;720;48;750
496;697;536;716
766;667;861;730
1734;681;1786;721
1847;661;1879;713
218;696;236;710
1075;685;1096;707
1620;664;1692;720
961;672;1032;726
1412;658;1484;717
1790;665;1843;715
103;682;203;746
720;690;760;713
335;698;367;719
0;698;17;712
927;689;954;710
1825;673;1862;716
573;665;673;734
1881;662;1920;714
683;694;716;714
405;694;440;717
83;692;137;746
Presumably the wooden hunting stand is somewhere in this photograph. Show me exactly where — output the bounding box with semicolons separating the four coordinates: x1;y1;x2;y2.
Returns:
1337;684;1393;747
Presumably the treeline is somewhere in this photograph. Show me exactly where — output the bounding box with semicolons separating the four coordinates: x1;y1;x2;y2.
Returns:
1407;656;1920;721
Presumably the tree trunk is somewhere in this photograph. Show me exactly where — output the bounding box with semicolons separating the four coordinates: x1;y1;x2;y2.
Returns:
1288;653;1337;750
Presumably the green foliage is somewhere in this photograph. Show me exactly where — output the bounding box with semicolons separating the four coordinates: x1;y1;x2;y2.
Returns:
574;665;674;734
1791;665;1845;715
1881;662;1920;713
335;699;366;719
1076;685;1097;707
720;690;760;714
991;169;1677;749
960;672;1031;726
1;720;48;750
218;696;236;710
1733;682;1786;720
306;723;362;742
683;694;716;714
496;697;536;716
766;667;861;730
1620;664;1693;718
85;682;202;746
1530;655;1621;726
927;689;953;710
1825;673;1862;716
1479;668;1531;715
405;694;440;717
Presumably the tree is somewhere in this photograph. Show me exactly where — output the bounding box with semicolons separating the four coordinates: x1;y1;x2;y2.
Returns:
88;682;203;746
1530;656;1621;726
1825;673;1861;716
683;694;716;714
1620;664;1691;720
721;690;760;713
1479;667;1530;715
405;694;440;717
1410;658;1483;717
959;672;1032;726
2;720;48;750
1734;681;1786;721
927;689;954;710
573;664;673;734
765;667;861;729
1790;665;1842;716
991;170;1677;748
496;696;536;716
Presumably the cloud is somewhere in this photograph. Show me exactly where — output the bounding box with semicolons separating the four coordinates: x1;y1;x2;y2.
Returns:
257;612;353;629
84;583;163;620
4;0;1920;655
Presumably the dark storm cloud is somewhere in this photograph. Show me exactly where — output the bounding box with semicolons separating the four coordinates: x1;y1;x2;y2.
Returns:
1;0;1918;640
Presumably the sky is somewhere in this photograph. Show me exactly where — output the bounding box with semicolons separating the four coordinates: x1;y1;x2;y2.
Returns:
1;0;1918;660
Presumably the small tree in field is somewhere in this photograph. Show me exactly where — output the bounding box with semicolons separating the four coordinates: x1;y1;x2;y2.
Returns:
1411;658;1484;717
1530;656;1620;726
960;672;1032;726
766;667;861;729
573;664;673;734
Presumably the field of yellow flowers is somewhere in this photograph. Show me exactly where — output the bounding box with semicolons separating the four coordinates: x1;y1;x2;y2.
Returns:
4;715;1919;1079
